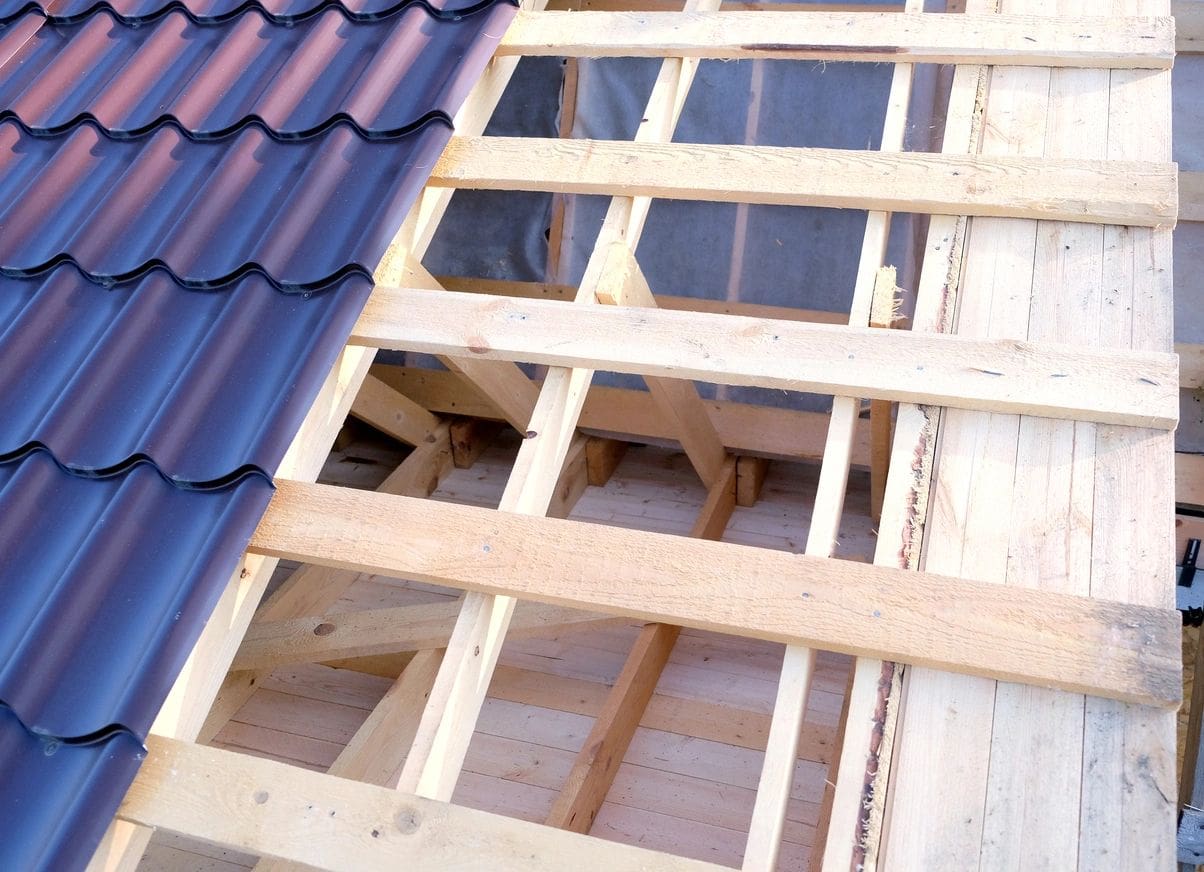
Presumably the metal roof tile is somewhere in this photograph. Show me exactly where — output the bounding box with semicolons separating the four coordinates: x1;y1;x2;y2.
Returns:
0;448;273;738
0;706;145;872
0;269;373;480
0;0;507;25
0;119;452;287
0;0;514;864
0;5;512;137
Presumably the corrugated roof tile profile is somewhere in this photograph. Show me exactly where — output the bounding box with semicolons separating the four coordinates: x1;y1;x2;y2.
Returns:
0;0;515;866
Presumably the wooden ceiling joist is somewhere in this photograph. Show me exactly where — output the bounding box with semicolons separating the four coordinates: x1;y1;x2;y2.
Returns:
431;137;1178;228
498;11;1175;68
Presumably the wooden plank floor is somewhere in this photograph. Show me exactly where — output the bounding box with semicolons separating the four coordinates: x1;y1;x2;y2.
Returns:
141;427;877;870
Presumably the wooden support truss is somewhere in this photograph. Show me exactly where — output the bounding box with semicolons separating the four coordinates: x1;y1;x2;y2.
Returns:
99;2;1181;871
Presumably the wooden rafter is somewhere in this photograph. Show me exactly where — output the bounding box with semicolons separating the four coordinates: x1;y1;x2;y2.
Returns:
498;10;1175;68
430;137;1178;228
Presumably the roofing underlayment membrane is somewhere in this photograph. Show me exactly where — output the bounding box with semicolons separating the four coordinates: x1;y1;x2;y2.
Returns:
0;1;515;866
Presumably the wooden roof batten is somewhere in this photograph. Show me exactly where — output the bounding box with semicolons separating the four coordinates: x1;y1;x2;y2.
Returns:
94;3;1180;872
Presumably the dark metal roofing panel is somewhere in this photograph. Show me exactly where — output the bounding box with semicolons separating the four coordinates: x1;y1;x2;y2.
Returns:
0;448;273;737
0;269;373;480
0;0;515;866
0;119;452;287
0;0;509;25
0;706;145;872
0;5;514;137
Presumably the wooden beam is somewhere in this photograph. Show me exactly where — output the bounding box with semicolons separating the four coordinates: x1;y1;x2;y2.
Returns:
376;364;870;465
585;436;628;486
349;374;442;446
250;480;1182;707
546;622;682;833
353;287;1179;429
735;455;769;508
615;247;728;486
430;137;1178;228
231;600;621;672
406;257;541;431
118;737;725;872
546;457;736;833
449;417;504;468
498;11;1174;68
820;31;994;868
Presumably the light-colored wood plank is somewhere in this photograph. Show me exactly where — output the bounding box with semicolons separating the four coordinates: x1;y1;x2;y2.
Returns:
395;366;597;801
349;374;441;447
546;622;683;832
820;29;994;866
250;480;1181;707
612;248;728;486
1179;451;1204;509
499;10;1173;67
121;737;724;872
430;137;1178;228
354;287;1179;428
377;365;871;465
545;458;735;834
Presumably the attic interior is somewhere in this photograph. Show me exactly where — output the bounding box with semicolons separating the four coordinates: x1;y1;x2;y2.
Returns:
0;0;1192;870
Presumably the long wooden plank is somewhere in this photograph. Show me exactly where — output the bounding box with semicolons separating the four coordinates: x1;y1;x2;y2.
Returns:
430;137;1178;228
376;365;871;465
119;737;723;872
353;287;1179;428
349;374;441;447
498;11;1174;68
231;600;621;672
249;480;1180;707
